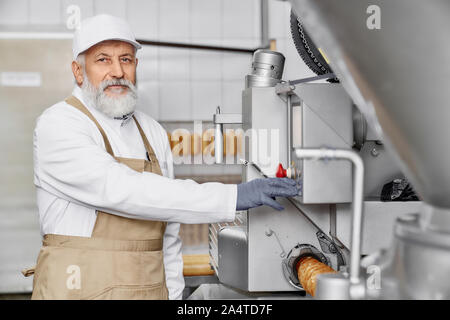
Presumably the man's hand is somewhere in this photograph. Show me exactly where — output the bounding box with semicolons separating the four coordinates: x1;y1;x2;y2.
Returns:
236;178;301;211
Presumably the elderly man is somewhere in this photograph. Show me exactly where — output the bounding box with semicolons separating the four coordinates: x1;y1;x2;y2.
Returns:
27;14;299;300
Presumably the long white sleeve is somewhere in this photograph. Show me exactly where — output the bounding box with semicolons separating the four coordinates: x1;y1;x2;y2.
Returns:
34;103;237;225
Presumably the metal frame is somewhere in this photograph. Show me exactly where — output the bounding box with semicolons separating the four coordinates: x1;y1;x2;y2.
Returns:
295;148;365;299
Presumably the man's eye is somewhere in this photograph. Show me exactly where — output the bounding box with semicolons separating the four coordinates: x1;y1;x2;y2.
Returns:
98;58;107;62
121;58;131;62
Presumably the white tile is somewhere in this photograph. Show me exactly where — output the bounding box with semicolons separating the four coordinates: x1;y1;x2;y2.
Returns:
192;81;221;120
222;0;255;39
222;53;251;81
137;81;160;120
159;81;192;121
252;0;261;40
159;0;190;41
136;46;158;81
29;0;62;25
61;0;94;22
159;47;190;81
283;0;292;39
268;0;290;39
222;80;244;114
191;0;221;41
93;0;126;19
191;49;221;81
127;0;158;39
0;0;28;25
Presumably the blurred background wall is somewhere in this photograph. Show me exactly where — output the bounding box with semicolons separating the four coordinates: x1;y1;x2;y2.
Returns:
0;0;314;294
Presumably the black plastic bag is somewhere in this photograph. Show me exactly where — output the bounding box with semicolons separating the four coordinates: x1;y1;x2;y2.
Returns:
381;178;419;201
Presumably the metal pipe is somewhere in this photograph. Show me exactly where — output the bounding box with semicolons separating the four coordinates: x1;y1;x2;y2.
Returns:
214;107;224;164
136;39;257;54
213;108;243;164
215;123;224;164
289;73;336;85
294;148;365;296
260;0;270;48
287;94;292;166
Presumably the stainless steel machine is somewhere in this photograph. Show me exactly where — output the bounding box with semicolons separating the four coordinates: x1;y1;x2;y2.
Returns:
192;0;450;300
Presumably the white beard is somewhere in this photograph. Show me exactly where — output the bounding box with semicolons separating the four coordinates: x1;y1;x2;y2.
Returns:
81;74;138;119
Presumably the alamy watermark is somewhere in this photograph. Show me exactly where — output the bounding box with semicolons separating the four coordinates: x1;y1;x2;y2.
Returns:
66;264;81;290
366;4;381;30
167;120;281;167
366;264;381;290
66;5;81;30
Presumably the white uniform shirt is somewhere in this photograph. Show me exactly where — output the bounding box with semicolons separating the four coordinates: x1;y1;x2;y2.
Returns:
33;86;237;300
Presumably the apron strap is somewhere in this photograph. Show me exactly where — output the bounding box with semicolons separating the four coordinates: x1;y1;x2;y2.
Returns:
132;115;159;161
65;96;160;168
65;95;115;157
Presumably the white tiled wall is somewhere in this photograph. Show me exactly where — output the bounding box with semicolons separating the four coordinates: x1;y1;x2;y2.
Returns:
191;0;221;41
29;0;62;25
0;0;28;25
128;0;159;40
0;0;314;122
94;0;127;20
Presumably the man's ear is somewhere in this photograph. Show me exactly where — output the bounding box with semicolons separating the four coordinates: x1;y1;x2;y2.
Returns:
71;61;84;86
135;57;139;68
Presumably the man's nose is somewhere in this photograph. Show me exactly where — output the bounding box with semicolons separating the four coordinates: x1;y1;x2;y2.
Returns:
109;58;124;78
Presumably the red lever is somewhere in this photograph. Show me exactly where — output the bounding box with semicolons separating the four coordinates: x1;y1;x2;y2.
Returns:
276;163;287;178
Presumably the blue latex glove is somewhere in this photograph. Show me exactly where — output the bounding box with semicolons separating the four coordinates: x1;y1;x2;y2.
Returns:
236;178;301;211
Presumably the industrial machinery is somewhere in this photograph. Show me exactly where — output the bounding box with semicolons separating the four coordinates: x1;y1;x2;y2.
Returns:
190;0;450;300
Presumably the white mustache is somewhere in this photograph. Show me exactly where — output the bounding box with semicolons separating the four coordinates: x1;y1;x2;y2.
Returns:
99;79;135;93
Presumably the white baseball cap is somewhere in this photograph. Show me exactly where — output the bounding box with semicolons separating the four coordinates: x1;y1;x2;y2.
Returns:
72;14;142;60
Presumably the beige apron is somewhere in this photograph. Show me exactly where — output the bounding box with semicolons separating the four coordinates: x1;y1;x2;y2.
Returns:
24;96;169;300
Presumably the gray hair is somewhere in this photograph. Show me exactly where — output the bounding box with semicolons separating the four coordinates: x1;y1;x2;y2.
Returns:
74;53;85;85
76;53;85;67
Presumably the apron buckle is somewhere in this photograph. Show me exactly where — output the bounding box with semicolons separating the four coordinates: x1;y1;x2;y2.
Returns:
22;265;36;277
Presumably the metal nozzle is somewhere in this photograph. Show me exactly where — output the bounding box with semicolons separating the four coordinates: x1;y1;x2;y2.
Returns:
245;49;285;88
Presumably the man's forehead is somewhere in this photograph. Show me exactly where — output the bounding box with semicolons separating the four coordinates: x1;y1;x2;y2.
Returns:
86;40;136;56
